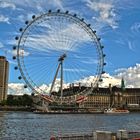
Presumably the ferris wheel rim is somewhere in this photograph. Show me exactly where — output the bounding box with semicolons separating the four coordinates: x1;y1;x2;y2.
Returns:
14;10;105;98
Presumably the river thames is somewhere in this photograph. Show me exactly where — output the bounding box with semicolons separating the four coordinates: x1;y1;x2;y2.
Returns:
0;112;140;140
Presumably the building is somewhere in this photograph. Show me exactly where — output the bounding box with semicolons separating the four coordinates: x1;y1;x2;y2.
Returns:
80;88;111;110
112;87;140;108
0;56;9;102
81;85;140;110
32;82;140;112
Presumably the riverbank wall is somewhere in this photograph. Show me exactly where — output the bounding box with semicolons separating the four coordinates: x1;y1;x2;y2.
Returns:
1;105;140;113
51;130;140;140
0;106;33;111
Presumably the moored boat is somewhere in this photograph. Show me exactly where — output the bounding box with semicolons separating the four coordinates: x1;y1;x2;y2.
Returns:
104;108;129;114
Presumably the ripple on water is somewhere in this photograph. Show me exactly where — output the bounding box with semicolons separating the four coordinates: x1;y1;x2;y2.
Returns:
0;112;140;140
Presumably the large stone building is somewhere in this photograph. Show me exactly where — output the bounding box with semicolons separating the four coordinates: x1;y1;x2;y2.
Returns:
32;81;140;112
0;56;9;102
81;85;140;110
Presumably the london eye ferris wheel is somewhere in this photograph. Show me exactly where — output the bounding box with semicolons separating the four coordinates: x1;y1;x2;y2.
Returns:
13;10;106;102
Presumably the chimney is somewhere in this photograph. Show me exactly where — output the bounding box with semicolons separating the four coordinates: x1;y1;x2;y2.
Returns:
72;83;74;89
96;83;99;90
109;83;112;92
79;82;81;89
69;83;71;89
91;83;93;88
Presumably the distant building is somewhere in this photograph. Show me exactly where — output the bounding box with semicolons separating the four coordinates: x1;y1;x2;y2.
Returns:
0;56;9;102
32;81;140;112
80;88;111;110
81;85;140;110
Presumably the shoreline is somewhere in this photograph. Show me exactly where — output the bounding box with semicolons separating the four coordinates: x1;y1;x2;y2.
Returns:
0;106;33;111
0;106;140;113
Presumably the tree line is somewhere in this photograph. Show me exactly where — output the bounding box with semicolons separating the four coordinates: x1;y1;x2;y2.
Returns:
0;94;33;106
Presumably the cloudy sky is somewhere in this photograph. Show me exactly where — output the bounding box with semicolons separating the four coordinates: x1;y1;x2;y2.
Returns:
0;0;140;94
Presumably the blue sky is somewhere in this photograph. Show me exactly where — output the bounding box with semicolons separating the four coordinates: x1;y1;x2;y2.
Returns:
0;0;140;94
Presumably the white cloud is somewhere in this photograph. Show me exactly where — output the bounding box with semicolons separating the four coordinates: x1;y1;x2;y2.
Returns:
12;49;30;57
100;73;121;87
0;15;10;24
37;66;140;92
8;83;31;95
8;63;140;95
86;0;118;29
5;0;35;7
72;74;121;88
33;74;121;94
4;0;64;12
23;23;91;53
115;68;127;73
33;79;69;95
75;75;96;87
0;1;16;9
34;84;50;95
115;64;140;88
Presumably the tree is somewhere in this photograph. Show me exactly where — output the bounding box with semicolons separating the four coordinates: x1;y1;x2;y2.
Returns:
0;100;7;106
7;95;14;106
21;94;33;106
6;94;33;106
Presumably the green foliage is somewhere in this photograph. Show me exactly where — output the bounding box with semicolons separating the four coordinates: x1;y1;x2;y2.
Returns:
0;100;7;106
22;94;33;106
6;94;33;106
7;95;14;106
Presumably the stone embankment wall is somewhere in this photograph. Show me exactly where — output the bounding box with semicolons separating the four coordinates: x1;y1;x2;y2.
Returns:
51;130;140;140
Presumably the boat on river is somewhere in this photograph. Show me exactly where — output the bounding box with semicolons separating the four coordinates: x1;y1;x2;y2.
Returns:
104;108;129;114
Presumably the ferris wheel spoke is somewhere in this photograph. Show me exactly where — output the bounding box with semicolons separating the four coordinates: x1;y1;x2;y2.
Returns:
24;24;60;54
64;60;90;84
26;60;58;86
14;10;105;100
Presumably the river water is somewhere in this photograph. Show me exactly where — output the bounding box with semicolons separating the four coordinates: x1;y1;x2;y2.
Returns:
0;112;140;140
